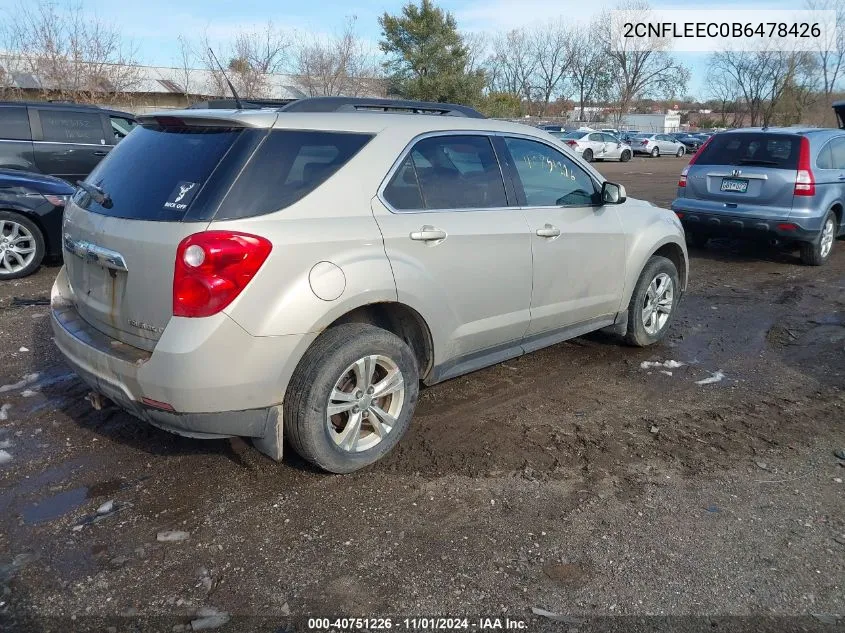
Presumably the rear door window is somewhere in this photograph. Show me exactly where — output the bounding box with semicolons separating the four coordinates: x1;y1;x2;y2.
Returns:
694;133;801;168
39;110;106;144
0;106;31;141
78;124;244;221
383;135;507;211
215;130;373;220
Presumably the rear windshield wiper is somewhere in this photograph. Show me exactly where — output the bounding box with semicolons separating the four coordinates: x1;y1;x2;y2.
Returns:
736;158;780;166
76;181;113;208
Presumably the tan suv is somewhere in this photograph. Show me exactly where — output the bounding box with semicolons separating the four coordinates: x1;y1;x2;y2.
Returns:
51;97;688;473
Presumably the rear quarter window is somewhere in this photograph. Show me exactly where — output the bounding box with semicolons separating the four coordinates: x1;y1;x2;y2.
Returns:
694;133;801;169
215;130;373;220
0;106;31;141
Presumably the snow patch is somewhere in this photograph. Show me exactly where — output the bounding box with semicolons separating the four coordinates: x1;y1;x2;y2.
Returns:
0;373;41;394
696;370;725;385
640;360;684;370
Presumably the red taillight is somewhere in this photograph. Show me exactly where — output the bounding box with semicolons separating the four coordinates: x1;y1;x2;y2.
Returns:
777;223;798;232
794;137;815;196
675;212;685;219
640;140;648;145
679;135;714;187
173;231;272;318
565;140;578;147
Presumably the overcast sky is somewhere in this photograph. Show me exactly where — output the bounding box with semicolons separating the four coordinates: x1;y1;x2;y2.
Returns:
0;0;816;99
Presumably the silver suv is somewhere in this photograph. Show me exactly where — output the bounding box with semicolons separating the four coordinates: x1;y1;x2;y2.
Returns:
51;97;688;473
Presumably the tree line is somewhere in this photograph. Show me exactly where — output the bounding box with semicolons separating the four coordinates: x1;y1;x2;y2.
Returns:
1;0;843;126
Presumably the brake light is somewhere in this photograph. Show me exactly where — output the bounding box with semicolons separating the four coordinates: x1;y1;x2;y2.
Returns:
173;231;272;318
777;223;798;232
675;212;685;218
679;135;714;187
794;137;815;196
565;140;578;148
640;140;648;145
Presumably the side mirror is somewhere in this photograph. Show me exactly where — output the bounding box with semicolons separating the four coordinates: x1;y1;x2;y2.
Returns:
602;181;627;204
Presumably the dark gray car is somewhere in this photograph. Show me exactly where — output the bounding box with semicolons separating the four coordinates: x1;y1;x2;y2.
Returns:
0;101;136;183
672;128;845;265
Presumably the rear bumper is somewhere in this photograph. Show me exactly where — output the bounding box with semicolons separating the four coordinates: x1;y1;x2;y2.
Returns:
50;266;316;439
671;209;818;241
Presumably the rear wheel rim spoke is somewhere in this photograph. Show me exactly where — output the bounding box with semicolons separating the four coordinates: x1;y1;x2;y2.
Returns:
326;354;406;453
0;221;35;274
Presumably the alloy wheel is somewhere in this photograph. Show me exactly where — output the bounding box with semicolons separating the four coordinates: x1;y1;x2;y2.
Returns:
820;217;835;258
0;220;37;275
326;354;406;453
641;273;674;336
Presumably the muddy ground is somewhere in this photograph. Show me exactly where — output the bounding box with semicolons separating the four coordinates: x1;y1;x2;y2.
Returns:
1;155;844;633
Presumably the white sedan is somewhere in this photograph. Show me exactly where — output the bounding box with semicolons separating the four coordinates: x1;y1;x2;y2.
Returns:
552;131;633;162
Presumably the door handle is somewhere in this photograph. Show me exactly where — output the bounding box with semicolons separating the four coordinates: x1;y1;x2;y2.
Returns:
536;224;561;238
838;174;845;180
409;226;447;242
93;151;109;156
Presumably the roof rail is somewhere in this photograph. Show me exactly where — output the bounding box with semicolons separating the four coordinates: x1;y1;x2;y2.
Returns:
279;96;485;119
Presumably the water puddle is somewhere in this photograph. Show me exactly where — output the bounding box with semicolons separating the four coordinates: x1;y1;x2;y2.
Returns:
21;486;88;525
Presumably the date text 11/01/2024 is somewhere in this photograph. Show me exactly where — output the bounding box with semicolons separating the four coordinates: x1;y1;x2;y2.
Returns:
307;618;528;630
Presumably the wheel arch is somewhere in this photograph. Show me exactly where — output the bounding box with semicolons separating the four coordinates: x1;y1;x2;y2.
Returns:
0;206;50;254
324;301;435;380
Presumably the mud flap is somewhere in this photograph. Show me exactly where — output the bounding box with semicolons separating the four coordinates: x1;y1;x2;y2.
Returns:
252;405;284;462
601;309;629;336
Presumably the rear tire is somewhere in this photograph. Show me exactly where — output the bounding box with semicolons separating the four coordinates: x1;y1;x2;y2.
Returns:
620;150;632;162
676;147;686;157
799;211;837;266
651;147;659;158
582;149;593;162
284;323;419;473
0;211;45;280
624;256;680;347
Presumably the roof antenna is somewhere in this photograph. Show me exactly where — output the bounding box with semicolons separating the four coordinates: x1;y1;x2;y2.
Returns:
208;48;243;109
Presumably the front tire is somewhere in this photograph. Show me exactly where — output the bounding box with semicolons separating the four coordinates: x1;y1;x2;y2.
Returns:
676;146;686;157
582;149;593;162
620;150;632;162
651;147;660;158
799;211;837;266
624;256;680;347
284;323;419;473
0;211;45;280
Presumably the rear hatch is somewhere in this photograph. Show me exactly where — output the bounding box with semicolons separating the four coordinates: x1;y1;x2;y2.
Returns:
683;132;800;206
62;116;267;351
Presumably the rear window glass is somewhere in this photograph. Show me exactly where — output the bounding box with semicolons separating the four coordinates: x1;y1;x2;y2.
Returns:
215;130;372;220
0;106;31;141
694;133;800;168
554;131;582;140
77;125;241;221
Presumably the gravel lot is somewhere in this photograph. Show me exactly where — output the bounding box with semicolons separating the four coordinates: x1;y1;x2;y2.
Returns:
1;155;844;632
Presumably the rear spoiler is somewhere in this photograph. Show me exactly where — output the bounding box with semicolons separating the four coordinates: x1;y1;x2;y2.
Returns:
136;113;275;129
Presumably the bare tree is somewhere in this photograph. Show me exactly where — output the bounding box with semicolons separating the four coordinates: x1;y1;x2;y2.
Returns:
532;20;574;115
174;35;196;104
705;63;743;127
487;29;539;104
292;17;381;97
1;0;141;103
708;47;815;127
201;21;292;99
602;1;689;127
806;0;845;99
569;20;612;121
462;31;488;74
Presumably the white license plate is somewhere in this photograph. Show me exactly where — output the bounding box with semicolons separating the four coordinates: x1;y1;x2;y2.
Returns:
720;178;748;193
